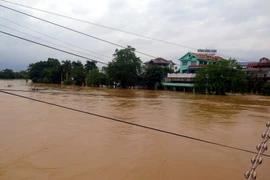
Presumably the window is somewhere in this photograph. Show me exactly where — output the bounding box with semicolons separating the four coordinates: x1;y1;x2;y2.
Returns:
182;61;188;66
191;61;196;65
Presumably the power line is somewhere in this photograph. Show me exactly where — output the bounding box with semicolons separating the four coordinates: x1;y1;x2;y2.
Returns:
0;4;157;59
0;0;249;61
0;0;196;50
0;30;108;65
0;1;247;63
0;16;111;59
0;23;108;62
0;89;269;158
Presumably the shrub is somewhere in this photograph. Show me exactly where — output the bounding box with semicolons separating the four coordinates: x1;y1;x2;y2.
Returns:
262;82;270;96
63;79;73;85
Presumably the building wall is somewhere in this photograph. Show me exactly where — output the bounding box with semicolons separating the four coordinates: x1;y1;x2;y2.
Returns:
260;58;270;63
179;52;217;73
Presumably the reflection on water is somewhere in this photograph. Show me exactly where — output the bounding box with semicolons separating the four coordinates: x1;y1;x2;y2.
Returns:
0;80;270;180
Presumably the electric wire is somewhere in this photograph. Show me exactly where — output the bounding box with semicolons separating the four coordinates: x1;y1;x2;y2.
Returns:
0;30;108;65
0;0;196;50
0;0;247;61
0;4;157;59
0;23;108;62
0;89;269;158
0;16;111;59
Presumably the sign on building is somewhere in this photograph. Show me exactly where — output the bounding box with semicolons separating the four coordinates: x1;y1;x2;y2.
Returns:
197;49;217;54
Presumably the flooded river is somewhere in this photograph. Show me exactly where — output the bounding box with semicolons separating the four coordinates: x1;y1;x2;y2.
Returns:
0;80;270;180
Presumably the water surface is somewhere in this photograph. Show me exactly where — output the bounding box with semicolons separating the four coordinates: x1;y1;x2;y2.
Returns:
0;80;269;179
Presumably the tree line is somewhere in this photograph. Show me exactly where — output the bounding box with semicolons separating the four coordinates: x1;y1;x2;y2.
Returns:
1;46;270;95
194;59;270;95
0;69;29;79
26;46;173;89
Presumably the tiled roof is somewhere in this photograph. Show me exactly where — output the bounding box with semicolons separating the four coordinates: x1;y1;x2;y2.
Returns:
260;57;270;60
191;53;225;61
247;62;270;67
144;58;175;65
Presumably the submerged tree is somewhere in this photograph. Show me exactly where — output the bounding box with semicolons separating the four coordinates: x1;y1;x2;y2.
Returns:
61;60;72;83
28;58;61;83
262;82;270;96
0;69;29;79
86;69;107;87
105;46;142;88
71;60;85;86
194;59;247;95
142;65;173;89
0;69;15;79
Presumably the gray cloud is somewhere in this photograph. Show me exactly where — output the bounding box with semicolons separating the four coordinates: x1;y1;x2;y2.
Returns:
0;0;269;71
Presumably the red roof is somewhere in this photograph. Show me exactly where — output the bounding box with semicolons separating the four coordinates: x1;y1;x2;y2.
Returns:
247;62;270;67
191;53;225;61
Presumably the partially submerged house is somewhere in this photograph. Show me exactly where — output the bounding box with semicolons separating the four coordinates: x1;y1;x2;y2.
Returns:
162;52;226;92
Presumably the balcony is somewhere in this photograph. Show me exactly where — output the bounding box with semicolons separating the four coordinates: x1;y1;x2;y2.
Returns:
164;73;196;82
167;73;196;78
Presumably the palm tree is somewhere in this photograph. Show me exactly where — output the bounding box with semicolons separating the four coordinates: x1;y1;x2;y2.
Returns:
61;60;72;81
84;60;97;73
72;60;83;68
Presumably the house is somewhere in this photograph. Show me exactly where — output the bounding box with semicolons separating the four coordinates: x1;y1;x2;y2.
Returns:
179;52;225;73
260;57;270;63
161;52;225;92
144;57;176;70
247;57;270;69
245;58;270;79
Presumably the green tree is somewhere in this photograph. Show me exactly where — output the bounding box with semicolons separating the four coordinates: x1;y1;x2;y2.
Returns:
15;70;29;79
194;59;247;95
45;58;61;84
84;60;97;73
0;69;29;80
61;60;72;83
28;58;61;83
262;82;270;96
0;69;15;79
71;60;85;86
28;61;47;83
105;46;142;88
142;65;173;89
86;69;107;87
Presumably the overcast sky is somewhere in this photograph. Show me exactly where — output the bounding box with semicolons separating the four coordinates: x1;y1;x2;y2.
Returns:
0;0;269;71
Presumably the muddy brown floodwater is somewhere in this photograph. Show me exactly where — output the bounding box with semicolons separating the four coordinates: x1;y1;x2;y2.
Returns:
0;80;270;180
